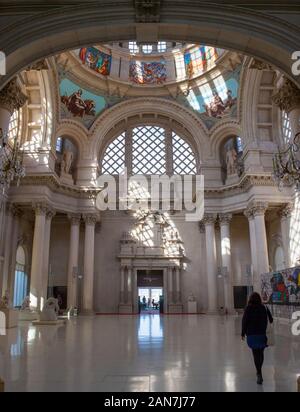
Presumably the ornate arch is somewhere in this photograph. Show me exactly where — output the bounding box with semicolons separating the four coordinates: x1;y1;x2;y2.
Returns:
55;121;90;160
210;120;242;161
0;2;300;89
89;97;209;164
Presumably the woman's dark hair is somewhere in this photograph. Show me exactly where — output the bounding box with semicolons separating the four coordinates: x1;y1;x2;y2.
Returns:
248;292;262;306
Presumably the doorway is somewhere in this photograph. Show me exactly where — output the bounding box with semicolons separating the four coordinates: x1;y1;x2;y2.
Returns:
137;270;164;314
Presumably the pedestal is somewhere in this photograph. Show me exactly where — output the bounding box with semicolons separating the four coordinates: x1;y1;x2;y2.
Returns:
168;304;183;314
19;311;39;321
0;309;19;328
60;172;74;186
187;301;197;314
119;304;133;314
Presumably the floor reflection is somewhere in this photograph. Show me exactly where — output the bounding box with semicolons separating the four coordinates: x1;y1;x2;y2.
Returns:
138;314;164;349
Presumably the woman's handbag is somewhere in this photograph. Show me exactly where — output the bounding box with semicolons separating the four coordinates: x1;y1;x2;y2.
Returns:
265;306;275;347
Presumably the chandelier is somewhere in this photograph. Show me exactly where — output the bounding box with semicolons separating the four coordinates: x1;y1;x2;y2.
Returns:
0;127;25;193
272;132;300;189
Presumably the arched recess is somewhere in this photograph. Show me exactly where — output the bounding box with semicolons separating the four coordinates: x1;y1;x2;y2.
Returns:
55;122;89;160
90;97;209;166
210;121;242;162
0;3;300;89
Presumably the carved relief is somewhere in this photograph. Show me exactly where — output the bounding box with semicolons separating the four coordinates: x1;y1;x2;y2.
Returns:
0;78;27;114
134;0;161;23
272;77;300;113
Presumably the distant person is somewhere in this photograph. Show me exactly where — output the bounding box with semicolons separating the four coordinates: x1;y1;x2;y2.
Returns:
241;292;273;385
147;298;151;308
142;296;146;308
152;298;155;309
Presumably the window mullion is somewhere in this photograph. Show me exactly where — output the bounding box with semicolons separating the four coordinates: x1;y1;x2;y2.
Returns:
125;128;133;176
165;127;174;176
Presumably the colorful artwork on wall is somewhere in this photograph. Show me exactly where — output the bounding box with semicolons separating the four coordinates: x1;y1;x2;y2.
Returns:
184;46;218;78
261;266;300;305
79;47;112;76
129;61;167;85
60;78;108;128
177;64;241;130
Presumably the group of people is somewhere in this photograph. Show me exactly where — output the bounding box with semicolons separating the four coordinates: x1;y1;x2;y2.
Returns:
141;296;159;310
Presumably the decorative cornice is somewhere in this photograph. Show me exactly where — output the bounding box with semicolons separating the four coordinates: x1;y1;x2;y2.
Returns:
249;58;272;71
0;78;27;115
272;77;300;113
219;213;232;225
278;203;294;219
134;0;161;23
68;213;81;225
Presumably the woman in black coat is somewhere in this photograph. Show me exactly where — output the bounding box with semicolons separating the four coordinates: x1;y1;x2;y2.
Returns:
241;292;273;384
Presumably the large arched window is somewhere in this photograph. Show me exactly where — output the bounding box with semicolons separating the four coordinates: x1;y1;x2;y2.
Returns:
101;126;197;175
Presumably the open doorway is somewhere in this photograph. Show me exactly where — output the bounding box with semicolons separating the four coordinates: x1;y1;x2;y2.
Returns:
137;270;164;314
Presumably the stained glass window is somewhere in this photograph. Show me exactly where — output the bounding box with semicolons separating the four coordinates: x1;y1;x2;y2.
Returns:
129;42;139;54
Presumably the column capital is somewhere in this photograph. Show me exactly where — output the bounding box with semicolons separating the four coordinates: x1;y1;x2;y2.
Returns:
32;202;50;216
202;214;218;225
0;78;27;115
68;213;81;226
244;208;254;220
272;77;300;113
278;203;294;219
46;208;56;220
219;213;233;225
83;214;98;226
247;201;268;217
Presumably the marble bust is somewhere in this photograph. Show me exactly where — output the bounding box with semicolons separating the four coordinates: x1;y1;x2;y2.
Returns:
40;298;60;321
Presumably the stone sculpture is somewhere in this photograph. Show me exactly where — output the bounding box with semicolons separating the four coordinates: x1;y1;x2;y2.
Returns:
21;296;31;311
40;298;60;322
0;290;10;309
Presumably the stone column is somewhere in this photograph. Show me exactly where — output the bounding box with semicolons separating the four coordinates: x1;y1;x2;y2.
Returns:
1;204;16;295
30;203;48;310
244;208;258;288
272;77;300;138
203;214;218;313
127;266;132;304
219;214;234;313
67;214;81;309
168;266;174;304
278;203;293;268
82;214;97;314
249;202;269;292
40;208;55;310
175;266;181;303
120;266;125;304
0;78;27;136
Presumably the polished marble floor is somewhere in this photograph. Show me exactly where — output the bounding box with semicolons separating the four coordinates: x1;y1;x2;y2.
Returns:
0;314;299;392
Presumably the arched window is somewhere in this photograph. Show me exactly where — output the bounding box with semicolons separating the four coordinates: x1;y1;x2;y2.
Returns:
13;246;28;307
282;111;292;144
101;126;197;176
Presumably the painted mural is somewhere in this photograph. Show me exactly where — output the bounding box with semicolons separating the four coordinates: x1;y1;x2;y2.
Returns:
129;61;167;85
261;266;300;305
184;46;218;78
177;64;241;130
60;78;120;128
79;47;112;76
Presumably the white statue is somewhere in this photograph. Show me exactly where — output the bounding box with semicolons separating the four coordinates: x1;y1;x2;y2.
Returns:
40;298;60;321
0;290;10;309
188;292;196;302
21;296;31;311
62;150;73;174
226;147;238;175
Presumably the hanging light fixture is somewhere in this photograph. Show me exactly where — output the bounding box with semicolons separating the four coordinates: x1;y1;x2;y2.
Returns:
0;127;25;193
272;132;300;189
